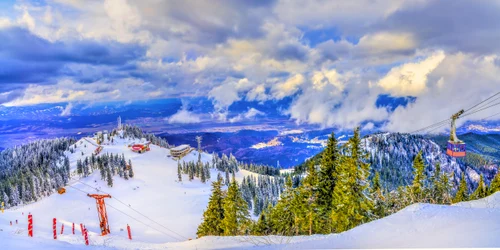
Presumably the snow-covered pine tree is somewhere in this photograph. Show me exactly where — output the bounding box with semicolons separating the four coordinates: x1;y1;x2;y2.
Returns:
106;167;113;187
177;161;182;182
128;159;134;178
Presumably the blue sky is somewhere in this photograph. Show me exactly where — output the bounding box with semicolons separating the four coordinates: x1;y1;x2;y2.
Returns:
0;0;500;133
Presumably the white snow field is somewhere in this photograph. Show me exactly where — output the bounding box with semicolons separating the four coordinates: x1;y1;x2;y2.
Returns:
0;134;499;249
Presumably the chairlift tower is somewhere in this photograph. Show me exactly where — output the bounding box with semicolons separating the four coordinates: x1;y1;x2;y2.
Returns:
117;116;122;130
196;136;202;153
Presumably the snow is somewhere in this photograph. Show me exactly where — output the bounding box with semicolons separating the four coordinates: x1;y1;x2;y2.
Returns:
279;130;304;135
2;133;500;249
0;134;259;249
251;138;282;149
171;144;191;151
175;193;500;249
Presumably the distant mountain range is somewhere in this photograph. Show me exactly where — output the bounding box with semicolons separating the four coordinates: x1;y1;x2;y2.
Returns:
296;132;499;191
159;129;339;168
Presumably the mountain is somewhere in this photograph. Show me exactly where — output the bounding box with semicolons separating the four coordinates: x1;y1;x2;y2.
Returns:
0;128;279;248
160;129;335;168
296;132;499;191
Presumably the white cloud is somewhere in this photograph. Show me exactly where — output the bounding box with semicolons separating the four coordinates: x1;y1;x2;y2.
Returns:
208;78;256;111
378;51;445;96
287;69;389;129
229;107;265;123
357;32;416;56
384;53;500;132
166;107;201;124
271;74;305;99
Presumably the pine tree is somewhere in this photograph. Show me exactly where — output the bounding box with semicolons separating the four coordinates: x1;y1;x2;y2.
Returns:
316;131;340;233
439;172;452;204
453;173;469;203
302;160;319;235
411;151;426;202
177;161;182;182
471;174;487;200
431;163;442;203
106;167;113;187
371;171;386;218
77;159;83;176
200;162;206;183
222;176;251;236
197;177;226;237
331;127;373;233
128;159;134;178
489;171;500;195
270;176;295;235
253;202;272;235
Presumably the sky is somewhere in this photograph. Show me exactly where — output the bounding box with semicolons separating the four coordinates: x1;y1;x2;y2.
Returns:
0;0;500;133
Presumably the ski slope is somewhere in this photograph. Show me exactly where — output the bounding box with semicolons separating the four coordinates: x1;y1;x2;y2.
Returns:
0;134;260;249
1;133;499;249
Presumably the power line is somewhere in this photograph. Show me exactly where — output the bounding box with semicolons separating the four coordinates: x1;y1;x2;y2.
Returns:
74;180;189;240
66;184;183;241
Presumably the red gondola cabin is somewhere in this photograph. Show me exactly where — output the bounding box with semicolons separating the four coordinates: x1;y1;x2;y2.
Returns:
446;142;466;158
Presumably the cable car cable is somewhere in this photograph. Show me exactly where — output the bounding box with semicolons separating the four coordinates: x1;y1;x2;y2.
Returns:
463;91;500;114
74;180;189;240
463;96;500;116
409;118;451;134
67;184;183;241
460;101;500;119
409;92;500;135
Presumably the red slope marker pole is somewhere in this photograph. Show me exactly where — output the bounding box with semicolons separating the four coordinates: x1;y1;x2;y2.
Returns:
61;224;64;235
72;223;75;235
83;228;89;246
28;214;33;237
53;218;57;240
127;224;132;240
80;223;84;236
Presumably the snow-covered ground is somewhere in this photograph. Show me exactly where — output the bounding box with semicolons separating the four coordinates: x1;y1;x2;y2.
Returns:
1;133;499;249
0;134;259;249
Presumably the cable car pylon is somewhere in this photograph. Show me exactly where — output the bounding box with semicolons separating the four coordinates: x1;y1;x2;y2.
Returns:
87;194;112;236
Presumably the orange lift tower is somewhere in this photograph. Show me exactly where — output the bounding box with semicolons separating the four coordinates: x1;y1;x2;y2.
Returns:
87;194;112;236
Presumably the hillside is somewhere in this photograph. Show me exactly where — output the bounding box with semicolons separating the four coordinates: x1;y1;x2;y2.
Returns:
0;132;266;248
296;132;499;191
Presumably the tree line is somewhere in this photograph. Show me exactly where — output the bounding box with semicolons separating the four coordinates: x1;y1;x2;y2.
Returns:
197;127;500;238
0;138;74;208
77;152;135;187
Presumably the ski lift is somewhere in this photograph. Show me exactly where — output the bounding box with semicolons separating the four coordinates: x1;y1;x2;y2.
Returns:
447;109;466;158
